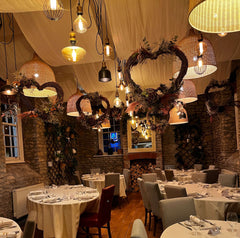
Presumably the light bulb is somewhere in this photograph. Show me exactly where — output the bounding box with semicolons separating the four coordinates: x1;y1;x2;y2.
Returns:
118;71;123;80
218;32;227;37
145;134;148;140
73;15;88;34
199;41;204;55
98;128;101;132
131;118;135;125
129;111;133;117
34;73;39;78
125;86;129;94
114;96;122;108
194;57;207;75
72;49;77;62
95;113;99;119
126;100;129;107
120;83;124;91
50;0;57;10
104;43;113;57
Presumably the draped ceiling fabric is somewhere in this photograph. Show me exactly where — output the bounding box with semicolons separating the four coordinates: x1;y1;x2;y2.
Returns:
0;0;240;104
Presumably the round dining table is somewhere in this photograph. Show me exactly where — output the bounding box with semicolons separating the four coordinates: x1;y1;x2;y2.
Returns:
160;220;240;238
81;173;127;197
158;181;240;220
0;217;22;238
27;184;99;238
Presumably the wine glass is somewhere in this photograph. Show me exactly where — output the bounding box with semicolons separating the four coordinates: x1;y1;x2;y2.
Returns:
226;212;238;232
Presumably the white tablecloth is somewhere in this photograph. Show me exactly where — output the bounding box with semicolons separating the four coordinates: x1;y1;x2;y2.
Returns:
158;181;240;220
0;217;22;238
161;220;240;238
82;174;127;197
27;185;99;238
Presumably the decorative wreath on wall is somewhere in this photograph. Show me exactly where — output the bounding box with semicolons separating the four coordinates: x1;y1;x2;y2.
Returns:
124;38;188;131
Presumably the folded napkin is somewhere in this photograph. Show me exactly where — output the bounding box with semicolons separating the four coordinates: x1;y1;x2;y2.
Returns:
0;232;16;238
232;193;240;199
0;221;13;228
30;195;47;201
42;198;59;203
85;189;97;194
29;190;44;196
190;215;204;226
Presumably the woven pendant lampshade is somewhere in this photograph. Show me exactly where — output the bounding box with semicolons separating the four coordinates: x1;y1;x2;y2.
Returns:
19;53;57;98
189;0;240;34
178;79;198;104
173;32;217;79
67;88;92;116
169;103;188;125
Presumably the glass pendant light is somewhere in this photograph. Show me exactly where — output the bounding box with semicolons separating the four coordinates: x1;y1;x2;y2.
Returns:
61;0;86;63
0;80;17;96
73;3;88;34
98;61;111;82
43;0;64;21
104;39;113;57
113;89;122;108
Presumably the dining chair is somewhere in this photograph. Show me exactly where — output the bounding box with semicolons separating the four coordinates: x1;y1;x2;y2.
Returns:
123;168;131;192
144;182;163;236
142;173;157;182
79;185;115;238
224;203;240;222
91;168;101;174
105;173;120;196
137;178;152;230
164;165;175;169
22;210;37;238
194;164;203;171
203;169;220;184
154;168;166;181
159;197;196;230
130;219;148;238
164;185;187;199
218;173;237;187
208;165;215;170
164;170;175;181
191;172;207;183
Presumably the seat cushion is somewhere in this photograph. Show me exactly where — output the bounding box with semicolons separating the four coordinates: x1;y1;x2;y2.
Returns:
79;213;100;227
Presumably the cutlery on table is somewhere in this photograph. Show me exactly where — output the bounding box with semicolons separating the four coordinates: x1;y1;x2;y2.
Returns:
178;222;192;230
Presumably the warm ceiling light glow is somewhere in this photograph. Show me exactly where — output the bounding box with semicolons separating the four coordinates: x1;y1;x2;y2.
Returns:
114;90;122;108
189;0;240;34
104;41;113;57
62;32;86;63
73;5;88;34
218;32;228;37
169;102;188;125
43;0;64;21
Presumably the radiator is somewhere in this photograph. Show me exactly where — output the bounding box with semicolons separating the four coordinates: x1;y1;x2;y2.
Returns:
12;183;44;219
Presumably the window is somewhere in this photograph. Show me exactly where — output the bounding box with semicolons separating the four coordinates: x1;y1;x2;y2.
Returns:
1;104;24;163
98;118;121;154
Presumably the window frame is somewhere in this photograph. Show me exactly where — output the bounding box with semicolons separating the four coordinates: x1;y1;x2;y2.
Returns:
98;118;121;154
2;105;24;164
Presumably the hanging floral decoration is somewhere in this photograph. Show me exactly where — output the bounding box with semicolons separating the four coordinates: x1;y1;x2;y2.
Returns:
124;37;188;132
76;92;110;129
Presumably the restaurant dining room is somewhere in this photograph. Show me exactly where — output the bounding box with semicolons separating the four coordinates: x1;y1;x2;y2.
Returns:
0;0;240;237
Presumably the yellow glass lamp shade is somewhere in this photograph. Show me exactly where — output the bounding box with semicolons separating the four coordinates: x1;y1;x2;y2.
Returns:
62;32;86;63
189;0;240;34
173;33;217;79
73;15;88;33
178;79;198;104
169;105;188;125
19;53;57;98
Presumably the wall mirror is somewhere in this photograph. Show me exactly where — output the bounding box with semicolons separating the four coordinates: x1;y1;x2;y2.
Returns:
127;118;156;153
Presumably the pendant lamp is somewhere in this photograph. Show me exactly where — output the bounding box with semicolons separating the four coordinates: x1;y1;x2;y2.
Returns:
92;109;111;130
0;80;17;96
189;0;240;35
99;61;111;82
61;0;86;63
178;79;198;104
19;53;57;98
173;30;217;79
43;0;64;21
73;4;88;33
67;88;92;116
169;102;188;125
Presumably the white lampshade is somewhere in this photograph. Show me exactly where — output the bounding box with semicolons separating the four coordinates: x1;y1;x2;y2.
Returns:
178;79;198;104
173;32;217;79
19;53;57;98
189;0;240;34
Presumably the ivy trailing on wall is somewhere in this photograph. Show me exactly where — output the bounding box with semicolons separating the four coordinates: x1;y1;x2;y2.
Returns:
45;122;78;185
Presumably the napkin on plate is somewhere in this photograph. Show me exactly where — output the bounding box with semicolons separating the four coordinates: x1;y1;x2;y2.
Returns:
42;198;59;203
190;215;204;226
30;195;47;201
29;190;44;196
0;221;13;228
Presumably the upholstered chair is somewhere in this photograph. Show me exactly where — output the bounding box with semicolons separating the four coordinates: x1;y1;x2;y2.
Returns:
144;182;163;236
154;168;166;181
22;210;37;238
142;173;157;182
194;164;203;171
123;168;131;192
90;168;101;174
203;169;220;184
137;178;152;230
164;165;176;169
218;173;237;187
164;185;187;199
208;165;215;170
191;172;207;183
160;197;196;230
105;173;120;196
131;219;148;238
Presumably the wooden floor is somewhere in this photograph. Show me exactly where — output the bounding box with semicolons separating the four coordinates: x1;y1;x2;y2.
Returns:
32;192;163;238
